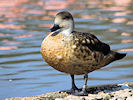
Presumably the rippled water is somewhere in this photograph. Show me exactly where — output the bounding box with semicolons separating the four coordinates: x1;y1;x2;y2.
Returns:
0;0;133;99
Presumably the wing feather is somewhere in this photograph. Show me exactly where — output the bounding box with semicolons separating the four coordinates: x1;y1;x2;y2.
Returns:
72;31;110;55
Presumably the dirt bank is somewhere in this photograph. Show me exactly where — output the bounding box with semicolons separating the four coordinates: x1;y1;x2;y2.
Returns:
6;82;133;100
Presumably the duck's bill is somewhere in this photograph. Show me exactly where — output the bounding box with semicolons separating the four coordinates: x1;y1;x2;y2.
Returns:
49;24;60;32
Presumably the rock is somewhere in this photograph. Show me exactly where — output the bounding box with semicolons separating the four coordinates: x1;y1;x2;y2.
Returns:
5;82;133;100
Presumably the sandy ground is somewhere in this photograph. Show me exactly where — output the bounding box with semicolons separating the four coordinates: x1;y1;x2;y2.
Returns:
6;82;133;100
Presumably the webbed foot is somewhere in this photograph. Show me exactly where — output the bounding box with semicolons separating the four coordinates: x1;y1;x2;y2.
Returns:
60;88;81;94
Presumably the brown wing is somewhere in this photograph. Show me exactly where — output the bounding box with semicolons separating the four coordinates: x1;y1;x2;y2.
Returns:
72;31;110;56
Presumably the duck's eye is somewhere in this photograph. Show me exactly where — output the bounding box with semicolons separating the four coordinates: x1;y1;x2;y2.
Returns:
63;16;70;20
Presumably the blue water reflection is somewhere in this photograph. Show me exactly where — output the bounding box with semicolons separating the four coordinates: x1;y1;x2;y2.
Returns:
0;0;133;99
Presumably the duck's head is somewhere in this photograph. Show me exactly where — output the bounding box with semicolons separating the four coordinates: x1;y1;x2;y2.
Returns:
50;11;74;36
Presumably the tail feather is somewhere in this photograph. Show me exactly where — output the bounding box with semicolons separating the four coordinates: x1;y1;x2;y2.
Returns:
114;52;127;61
100;51;127;67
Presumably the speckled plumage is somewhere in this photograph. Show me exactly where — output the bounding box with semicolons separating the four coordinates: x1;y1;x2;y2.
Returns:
41;11;126;95
41;29;123;75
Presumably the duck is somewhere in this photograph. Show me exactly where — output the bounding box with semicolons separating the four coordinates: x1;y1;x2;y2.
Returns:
41;11;126;96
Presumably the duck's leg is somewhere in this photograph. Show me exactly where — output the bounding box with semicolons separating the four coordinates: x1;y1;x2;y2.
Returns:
74;74;88;96
60;74;80;94
71;74;79;91
82;74;88;94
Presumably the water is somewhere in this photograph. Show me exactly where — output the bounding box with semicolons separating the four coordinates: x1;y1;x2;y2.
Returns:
0;0;133;99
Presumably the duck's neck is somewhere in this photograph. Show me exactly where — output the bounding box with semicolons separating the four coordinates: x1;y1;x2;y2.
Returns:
62;28;73;36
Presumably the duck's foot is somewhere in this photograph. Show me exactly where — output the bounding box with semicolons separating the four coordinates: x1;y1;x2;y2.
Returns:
60;88;88;96
60;74;89;96
72;89;88;96
59;88;81;94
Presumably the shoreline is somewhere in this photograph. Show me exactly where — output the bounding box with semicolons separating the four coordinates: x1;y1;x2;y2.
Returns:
6;82;133;100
